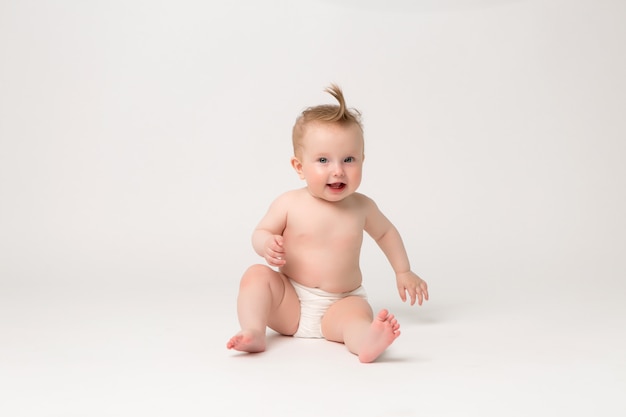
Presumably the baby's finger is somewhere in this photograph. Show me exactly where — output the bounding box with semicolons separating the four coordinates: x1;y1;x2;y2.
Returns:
397;286;407;302
267;255;285;267
418;281;429;302
271;241;285;254
267;245;283;258
415;289;423;306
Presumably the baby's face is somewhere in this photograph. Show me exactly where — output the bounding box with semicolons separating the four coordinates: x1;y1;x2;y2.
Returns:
292;121;364;202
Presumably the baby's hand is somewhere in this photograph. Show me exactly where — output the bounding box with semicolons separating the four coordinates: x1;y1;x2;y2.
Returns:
264;235;286;267
396;271;429;306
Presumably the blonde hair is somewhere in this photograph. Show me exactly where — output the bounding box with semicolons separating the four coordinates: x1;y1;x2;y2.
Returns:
292;84;363;157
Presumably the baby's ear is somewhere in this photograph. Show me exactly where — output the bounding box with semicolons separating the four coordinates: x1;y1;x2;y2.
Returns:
290;156;305;180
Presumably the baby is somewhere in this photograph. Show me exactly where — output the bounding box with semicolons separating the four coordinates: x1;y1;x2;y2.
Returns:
227;84;429;363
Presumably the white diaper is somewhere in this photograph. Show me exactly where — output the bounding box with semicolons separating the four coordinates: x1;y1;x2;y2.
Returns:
290;279;368;339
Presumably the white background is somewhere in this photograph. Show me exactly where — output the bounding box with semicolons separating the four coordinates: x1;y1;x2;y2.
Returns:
1;1;625;416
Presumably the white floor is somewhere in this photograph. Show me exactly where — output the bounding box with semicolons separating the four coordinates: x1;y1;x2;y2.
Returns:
2;255;624;417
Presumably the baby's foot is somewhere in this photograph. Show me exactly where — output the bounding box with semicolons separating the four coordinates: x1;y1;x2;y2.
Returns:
358;309;401;363
226;330;266;353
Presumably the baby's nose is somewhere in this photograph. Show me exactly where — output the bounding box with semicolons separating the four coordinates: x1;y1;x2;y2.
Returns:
332;163;345;176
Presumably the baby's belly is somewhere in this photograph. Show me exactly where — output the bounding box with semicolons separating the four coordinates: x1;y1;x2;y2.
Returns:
280;259;362;294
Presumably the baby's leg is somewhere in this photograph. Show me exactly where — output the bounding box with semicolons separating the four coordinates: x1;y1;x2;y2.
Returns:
227;264;300;353
321;297;400;363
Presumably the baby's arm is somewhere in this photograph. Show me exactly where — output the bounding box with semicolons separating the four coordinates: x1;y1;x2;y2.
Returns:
364;197;429;306
252;194;289;267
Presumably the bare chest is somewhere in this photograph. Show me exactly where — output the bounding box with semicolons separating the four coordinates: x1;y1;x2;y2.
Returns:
284;201;365;247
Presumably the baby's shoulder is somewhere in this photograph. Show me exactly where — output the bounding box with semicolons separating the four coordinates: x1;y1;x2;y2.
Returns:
274;188;307;202
350;192;377;207
348;193;383;218
268;188;308;208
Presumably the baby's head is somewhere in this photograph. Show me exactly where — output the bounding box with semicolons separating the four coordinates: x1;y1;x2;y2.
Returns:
291;85;366;202
292;84;363;159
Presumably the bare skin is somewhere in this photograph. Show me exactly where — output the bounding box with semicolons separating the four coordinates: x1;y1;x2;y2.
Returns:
358;309;401;363
226;330;266;353
227;121;428;362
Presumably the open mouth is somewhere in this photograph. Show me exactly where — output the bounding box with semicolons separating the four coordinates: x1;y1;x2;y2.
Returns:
328;182;346;190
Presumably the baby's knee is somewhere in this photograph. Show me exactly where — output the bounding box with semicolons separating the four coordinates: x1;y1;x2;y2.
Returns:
243;263;274;277
240;264;276;287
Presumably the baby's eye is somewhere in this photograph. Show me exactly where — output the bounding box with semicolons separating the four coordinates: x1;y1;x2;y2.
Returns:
318;157;328;163
344;157;355;163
